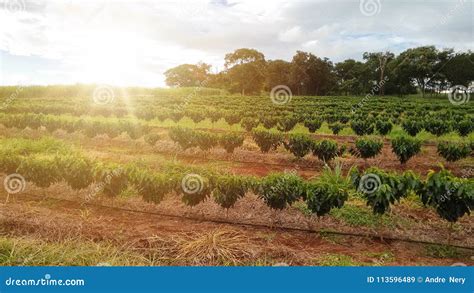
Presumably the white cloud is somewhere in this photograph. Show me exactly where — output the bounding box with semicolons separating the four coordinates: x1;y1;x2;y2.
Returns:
0;0;472;86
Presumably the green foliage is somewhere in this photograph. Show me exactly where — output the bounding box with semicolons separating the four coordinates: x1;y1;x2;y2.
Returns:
256;173;305;210
276;116;299;132
305;164;350;216
252;129;283;153
223;112;242;125
195;131;219;151
304;118;322;133
329;122;344;135
401;119;423;136
417;168;473;223
17;156;61;188
177;173;213;207
260;116;278;129
219;132;244;153
350;120;374;136
284;133;313;158
437;141;471;162
353;167;420;215
144;133;160;146
391;136;421;164
424;119;451;136
56;155;94;190
168;127;196;150
241;117;259;132
93;163;128;197
375;120;392;135
354;137;383;159
312;139;339;162
454;120;473;137
129;168;174;204
212;176;249;209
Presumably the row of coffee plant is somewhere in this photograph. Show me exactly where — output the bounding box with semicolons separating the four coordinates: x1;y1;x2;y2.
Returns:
1;150;472;224
169;128;472;164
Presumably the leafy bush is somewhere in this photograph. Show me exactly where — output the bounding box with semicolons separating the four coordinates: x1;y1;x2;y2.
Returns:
260;116;278;129
375;120;392;136
401;119;423;136
56;155;94;190
177;173;212;207
93;163;128;197
195;131;219;151
241;117;259;132
277;116;299;132
129;168;174;204
18;156;61;188
252;129;283;153
329;122;344;135
219;132;244;153
186;110;205;124
454;120;473;137
354;137;383;159
424;119;451;137
256;173;305;210
391;136;421;164
212;176;249;209
312;140;339;162
207;110;222;123
223;112;242;125
437;142;471;162
350;120;374;136
304;118;322;133
144;133;160;146
284;133;313;158
417;168;473;223
168;127;196;150
352;167;420;215
305;164;350;216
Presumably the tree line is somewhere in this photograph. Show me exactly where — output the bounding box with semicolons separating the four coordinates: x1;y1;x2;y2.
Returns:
164;46;474;97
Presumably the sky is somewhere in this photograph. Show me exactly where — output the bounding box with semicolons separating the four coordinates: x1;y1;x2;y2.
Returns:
0;0;472;87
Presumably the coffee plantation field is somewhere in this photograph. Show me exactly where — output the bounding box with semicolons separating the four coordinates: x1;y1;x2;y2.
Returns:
0;85;472;266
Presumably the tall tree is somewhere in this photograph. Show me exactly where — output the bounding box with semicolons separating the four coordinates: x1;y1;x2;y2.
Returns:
264;59;291;91
334;59;370;95
396;46;439;98
363;51;394;96
442;51;474;89
224;48;266;95
289;51;334;96
164;63;211;87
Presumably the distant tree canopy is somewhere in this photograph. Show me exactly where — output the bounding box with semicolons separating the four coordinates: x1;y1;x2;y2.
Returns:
164;46;474;96
164;63;211;87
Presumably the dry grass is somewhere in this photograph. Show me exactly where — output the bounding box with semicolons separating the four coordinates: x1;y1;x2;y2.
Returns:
138;228;257;265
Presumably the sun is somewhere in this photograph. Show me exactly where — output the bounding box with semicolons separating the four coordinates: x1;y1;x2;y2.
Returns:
78;33;140;85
